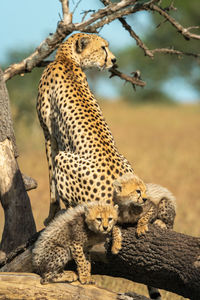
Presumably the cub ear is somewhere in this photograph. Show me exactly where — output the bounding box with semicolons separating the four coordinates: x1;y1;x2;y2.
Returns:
114;204;118;211
113;180;122;194
84;205;90;215
75;36;90;53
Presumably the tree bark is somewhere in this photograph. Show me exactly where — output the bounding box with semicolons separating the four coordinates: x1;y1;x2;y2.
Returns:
0;68;36;254
1;225;200;299
0;273;150;300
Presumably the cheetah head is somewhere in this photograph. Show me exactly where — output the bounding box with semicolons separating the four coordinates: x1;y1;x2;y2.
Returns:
113;173;148;207
56;33;116;70
85;202;118;234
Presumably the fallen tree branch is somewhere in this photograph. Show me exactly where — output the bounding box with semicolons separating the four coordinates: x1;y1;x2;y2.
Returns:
0;273;151;300
1;225;200;299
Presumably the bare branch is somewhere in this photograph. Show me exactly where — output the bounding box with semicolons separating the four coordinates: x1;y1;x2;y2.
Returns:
100;0;153;58
151;48;200;59
3;0;199;82
59;0;72;24
109;65;146;88
149;4;200;40
3;0;139;81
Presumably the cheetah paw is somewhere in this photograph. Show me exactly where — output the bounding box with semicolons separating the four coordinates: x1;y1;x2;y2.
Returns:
136;224;149;237
154;219;167;229
79;275;95;285
62;271;78;283
111;241;122;255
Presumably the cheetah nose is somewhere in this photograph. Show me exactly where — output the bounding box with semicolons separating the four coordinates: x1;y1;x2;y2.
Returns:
142;198;147;203
111;58;116;64
103;226;108;231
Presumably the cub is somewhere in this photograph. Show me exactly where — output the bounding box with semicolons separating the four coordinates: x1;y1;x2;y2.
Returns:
113;173;176;236
32;202;121;285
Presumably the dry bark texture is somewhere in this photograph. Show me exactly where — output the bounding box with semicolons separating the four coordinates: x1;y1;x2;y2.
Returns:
0;69;36;254
0;272;151;300
0;68;17;157
1;225;200;299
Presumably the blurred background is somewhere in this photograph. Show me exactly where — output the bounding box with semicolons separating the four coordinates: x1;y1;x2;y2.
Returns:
0;1;200;299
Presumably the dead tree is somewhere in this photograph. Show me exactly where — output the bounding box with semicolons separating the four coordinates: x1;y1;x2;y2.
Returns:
0;68;36;255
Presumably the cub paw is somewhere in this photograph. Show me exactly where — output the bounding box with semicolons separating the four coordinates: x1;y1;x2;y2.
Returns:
154;219;167;229
63;271;78;283
111;241;122;255
136;224;149;237
79;274;95;285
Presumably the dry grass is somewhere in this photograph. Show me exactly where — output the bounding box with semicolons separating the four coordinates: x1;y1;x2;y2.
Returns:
1;101;200;299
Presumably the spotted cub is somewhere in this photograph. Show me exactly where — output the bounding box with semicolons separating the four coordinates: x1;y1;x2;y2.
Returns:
32;202;121;285
113;174;176;236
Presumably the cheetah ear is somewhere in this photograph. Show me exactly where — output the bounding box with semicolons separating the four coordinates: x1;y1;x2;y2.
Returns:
114;204;118;211
75;37;90;53
113;181;122;194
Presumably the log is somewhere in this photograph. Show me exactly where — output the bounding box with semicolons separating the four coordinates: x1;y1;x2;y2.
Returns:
0;272;150;300
0;68;36;254
1;225;200;299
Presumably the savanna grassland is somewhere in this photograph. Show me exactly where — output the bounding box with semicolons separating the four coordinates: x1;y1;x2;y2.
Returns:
0;101;200;299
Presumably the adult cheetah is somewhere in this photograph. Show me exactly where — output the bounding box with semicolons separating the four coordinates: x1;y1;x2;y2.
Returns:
37;33;133;224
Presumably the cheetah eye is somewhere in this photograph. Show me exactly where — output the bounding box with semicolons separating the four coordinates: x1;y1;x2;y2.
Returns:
108;218;113;222
102;46;106;50
136;190;141;194
96;217;102;222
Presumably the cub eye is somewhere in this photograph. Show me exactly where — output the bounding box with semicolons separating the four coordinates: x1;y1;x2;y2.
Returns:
96;217;102;222
102;46;106;50
136;190;141;194
108;218;113;222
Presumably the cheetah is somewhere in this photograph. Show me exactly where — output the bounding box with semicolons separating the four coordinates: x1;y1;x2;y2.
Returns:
36;33;133;224
32;202;121;284
113;173;176;236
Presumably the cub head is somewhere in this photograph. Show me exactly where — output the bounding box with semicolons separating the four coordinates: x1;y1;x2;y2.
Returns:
57;33;116;70
85;203;118;234
113;173;147;207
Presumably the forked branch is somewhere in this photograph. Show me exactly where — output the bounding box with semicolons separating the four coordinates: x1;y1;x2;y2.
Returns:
3;0;200;87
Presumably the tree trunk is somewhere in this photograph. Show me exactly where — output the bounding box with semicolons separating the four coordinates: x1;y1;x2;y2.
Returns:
0;68;36;254
1;225;200;299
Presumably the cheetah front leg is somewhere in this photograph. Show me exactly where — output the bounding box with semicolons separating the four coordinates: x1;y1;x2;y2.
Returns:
136;203;156;237
44;138;61;226
70;243;94;285
111;225;122;254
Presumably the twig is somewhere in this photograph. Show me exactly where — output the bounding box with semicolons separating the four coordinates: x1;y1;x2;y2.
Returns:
151;48;200;59
72;0;82;14
81;10;96;22
149;4;200;40
109;65;146;89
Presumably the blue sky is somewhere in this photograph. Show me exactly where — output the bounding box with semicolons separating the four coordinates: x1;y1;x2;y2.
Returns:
0;0;199;102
